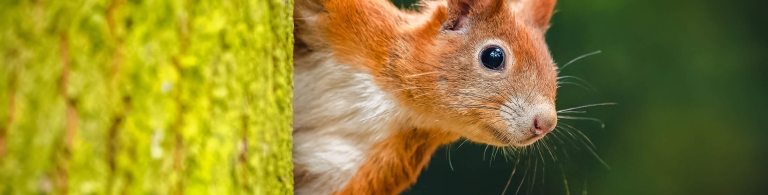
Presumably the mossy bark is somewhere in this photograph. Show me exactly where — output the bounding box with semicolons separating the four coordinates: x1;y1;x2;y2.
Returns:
0;0;293;194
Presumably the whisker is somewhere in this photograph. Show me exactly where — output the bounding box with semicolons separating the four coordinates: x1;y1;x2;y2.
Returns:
491;146;500;166
557;102;617;113
448;143;455;171
557;115;606;128
559;123;611;170
412;96;519;118
528;155;539;195
456;139;470;150
500;158;520;195
514;156;531;195
558;110;587;114
524;71;540;104
582;174;589;195
536;142;546;166
553;127;581;152
541;137;557;162
557;75;596;91
440;104;519;118
560;164;571;195
558;50;602;71
500;147;509;162
557;75;584;81
558;123;597;149
425;128;449;142
493;78;523;111
557;81;594;91
449;91;521;115
404;71;440;78
391;86;433;92
549;129;567;145
501;78;525;111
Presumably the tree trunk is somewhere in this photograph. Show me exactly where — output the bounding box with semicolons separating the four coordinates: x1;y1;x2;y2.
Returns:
0;0;293;194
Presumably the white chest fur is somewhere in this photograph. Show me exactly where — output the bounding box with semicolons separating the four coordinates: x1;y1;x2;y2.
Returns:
293;53;406;195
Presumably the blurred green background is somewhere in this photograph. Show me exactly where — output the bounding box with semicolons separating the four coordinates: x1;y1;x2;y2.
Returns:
393;0;768;195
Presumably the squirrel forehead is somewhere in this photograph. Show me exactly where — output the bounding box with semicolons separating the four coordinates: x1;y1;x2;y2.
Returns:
457;21;550;66
468;10;544;46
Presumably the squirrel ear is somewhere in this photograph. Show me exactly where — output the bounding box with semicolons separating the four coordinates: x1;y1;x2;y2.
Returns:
525;0;557;29
442;0;502;31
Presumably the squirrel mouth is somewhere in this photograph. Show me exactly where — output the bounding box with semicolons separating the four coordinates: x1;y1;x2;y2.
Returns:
480;125;514;146
480;125;545;147
512;134;545;147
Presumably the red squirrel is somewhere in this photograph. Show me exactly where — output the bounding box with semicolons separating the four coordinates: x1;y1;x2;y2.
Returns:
293;0;558;194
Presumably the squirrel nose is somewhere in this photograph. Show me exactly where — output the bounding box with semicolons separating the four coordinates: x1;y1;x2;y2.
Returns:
531;113;557;135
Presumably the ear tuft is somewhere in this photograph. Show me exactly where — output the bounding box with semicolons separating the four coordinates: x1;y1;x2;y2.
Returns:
442;0;501;31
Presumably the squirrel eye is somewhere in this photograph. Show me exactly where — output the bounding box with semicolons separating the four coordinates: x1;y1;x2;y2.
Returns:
480;46;505;71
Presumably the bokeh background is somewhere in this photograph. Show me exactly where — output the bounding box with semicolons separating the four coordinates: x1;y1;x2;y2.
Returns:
392;0;768;195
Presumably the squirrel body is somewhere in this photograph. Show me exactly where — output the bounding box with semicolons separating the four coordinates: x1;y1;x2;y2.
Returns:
293;0;559;194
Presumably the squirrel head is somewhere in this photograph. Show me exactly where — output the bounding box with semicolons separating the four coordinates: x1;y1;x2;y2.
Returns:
389;0;558;147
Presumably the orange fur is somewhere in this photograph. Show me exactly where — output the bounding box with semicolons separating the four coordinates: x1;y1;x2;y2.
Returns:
295;0;559;194
320;0;400;70
333;129;459;195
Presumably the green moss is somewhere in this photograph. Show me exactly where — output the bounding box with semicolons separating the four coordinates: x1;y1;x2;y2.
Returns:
0;0;293;194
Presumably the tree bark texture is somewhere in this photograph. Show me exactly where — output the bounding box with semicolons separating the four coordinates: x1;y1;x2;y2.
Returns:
0;0;293;194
